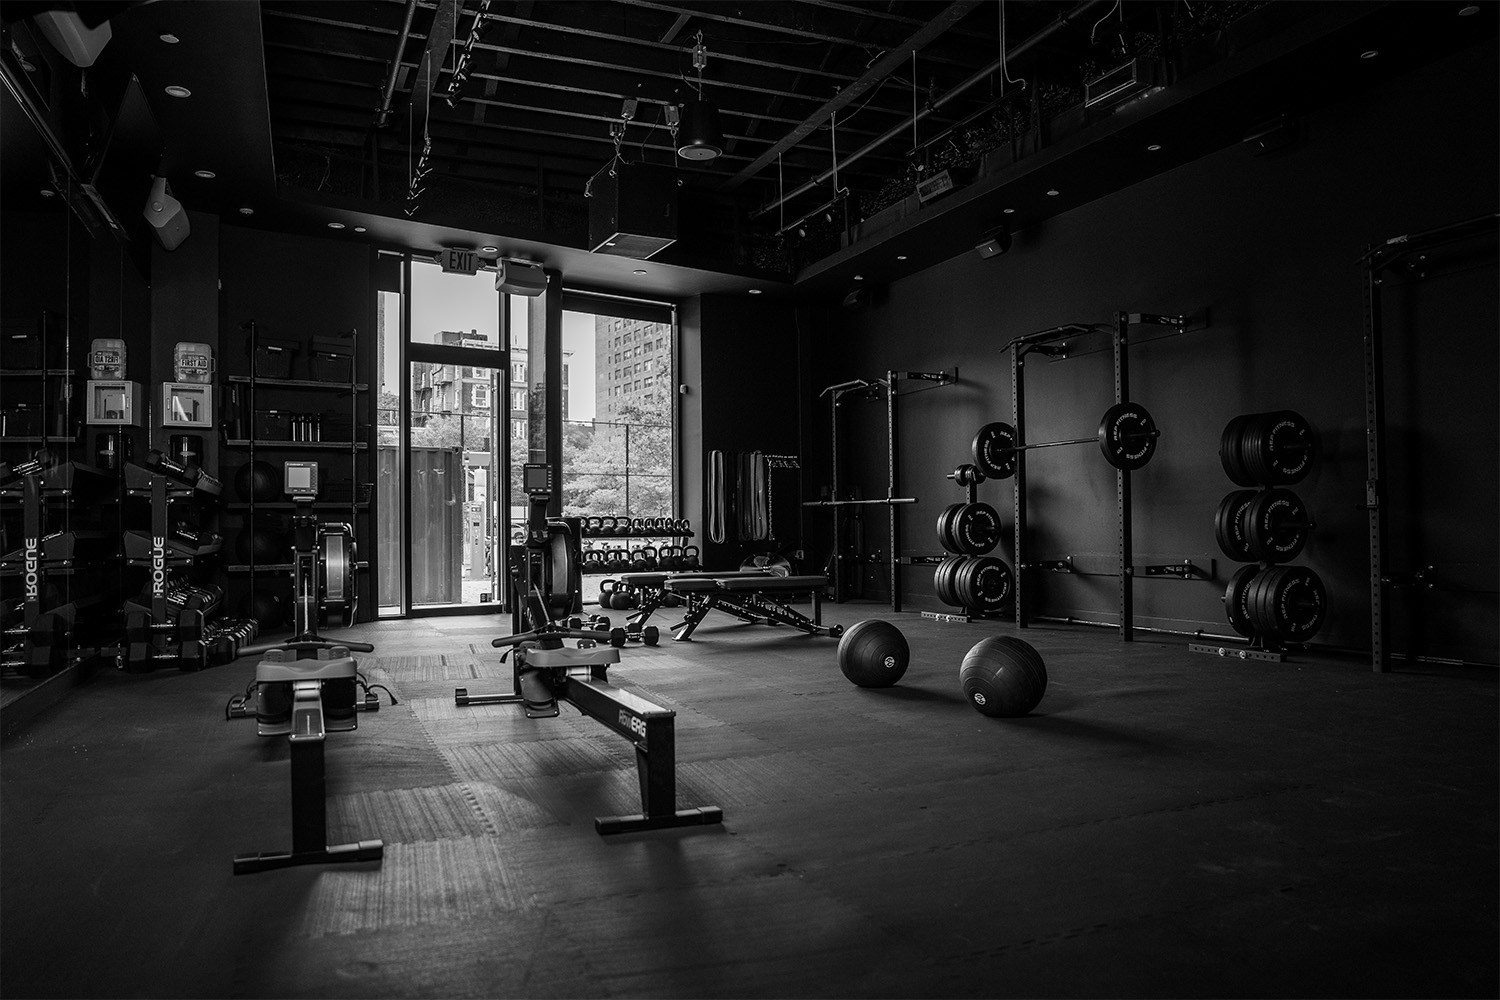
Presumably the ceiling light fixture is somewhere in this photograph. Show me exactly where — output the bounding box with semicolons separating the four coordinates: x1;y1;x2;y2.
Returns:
39;188;55;198
1147;143;1162;151
676;31;722;161
1003;207;1015;215
1046;188;1060;196
354;227;367;233
633;269;647;275
748;288;763;295
1459;4;1480;14
159;33;179;44
896;255;908;261
164;85;191;98
1360;49;1379;59
481;245;498;253
238;207;254;215
327;222;345;230
853;274;864;281
194;169;215;179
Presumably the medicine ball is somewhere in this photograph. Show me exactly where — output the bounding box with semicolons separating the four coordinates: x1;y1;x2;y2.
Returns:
240;588;285;630
837;619;910;688
959;636;1046;717
235;461;281;502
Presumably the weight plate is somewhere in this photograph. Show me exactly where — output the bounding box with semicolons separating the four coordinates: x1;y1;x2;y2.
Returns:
951;502;1002;556
1260;565;1327;643
1097;402;1158;471
937;504;964;554
1258;410;1316;485
1220;415;1257;487
1214;490;1258;562
1243;488;1311;563
1223;565;1260;637
972;421;1018;480
966;556;1014;612
935;555;967;607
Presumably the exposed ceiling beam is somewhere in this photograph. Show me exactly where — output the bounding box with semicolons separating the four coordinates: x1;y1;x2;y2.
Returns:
721;0;983;190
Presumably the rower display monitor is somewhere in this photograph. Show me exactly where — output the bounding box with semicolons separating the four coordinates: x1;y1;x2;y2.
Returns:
283;461;319;498
523;463;552;496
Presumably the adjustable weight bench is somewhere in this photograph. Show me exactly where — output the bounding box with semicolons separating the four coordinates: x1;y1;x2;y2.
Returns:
613;569;771;634
665;573;841;640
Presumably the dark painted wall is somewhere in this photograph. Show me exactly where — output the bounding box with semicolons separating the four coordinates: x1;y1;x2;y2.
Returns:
805;41;1498;663
681;293;803;571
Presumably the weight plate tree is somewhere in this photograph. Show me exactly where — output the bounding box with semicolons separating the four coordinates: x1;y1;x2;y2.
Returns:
1207;409;1325;654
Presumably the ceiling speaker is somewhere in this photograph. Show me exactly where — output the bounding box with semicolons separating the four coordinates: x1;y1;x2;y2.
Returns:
676;97;722;161
589;162;677;259
143;176;189;251
495;259;547;297
975;227;1012;259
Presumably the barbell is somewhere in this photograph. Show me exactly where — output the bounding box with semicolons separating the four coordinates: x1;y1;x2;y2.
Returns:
972;402;1159;480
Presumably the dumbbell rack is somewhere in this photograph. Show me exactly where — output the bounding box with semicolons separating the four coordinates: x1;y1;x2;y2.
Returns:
1190;411;1324;664
921;468;1012;623
120;461;239;671
0;459;118;679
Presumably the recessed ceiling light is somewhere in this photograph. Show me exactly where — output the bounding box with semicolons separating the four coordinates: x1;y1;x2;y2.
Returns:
606;241;617;247
238;206;254;215
1146;143;1162;151
194;169;215;179
1003;207;1015;214
748;288;763;295
896;254;908;261
481;245;498;253
1360;49;1379;59
159;33;179;44
853;274;864;281
633;269;647;275
39;188;54;198
1459;4;1480;14
327;222;345;230
1046;188;1060;196
164;85;191;98
354;226;367;233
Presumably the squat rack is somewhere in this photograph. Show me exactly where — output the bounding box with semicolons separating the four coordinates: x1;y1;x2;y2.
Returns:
1359;212;1498;673
811;368;955;611
1004;311;1204;640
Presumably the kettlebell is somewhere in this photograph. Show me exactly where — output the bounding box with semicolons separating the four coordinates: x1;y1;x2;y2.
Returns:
600;516;618;534
613;585;638;610
629;548;648;573
598;579;618;609
681;544;701;569
660;545;681;571
640;545;658;571
582;547;605;575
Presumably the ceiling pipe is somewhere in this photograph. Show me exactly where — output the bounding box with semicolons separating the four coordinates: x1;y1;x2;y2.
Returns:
373;0;419;127
750;0;1107;222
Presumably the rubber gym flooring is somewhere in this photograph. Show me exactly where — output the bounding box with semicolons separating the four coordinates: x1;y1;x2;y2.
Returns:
2;605;1496;999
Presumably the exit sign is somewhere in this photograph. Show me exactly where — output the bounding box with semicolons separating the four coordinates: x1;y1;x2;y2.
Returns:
440;248;479;274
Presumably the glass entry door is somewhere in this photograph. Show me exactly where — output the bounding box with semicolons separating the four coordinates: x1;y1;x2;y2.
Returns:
407;357;505;609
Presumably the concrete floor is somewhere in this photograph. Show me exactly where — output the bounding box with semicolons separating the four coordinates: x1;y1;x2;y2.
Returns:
2;606;1496;999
